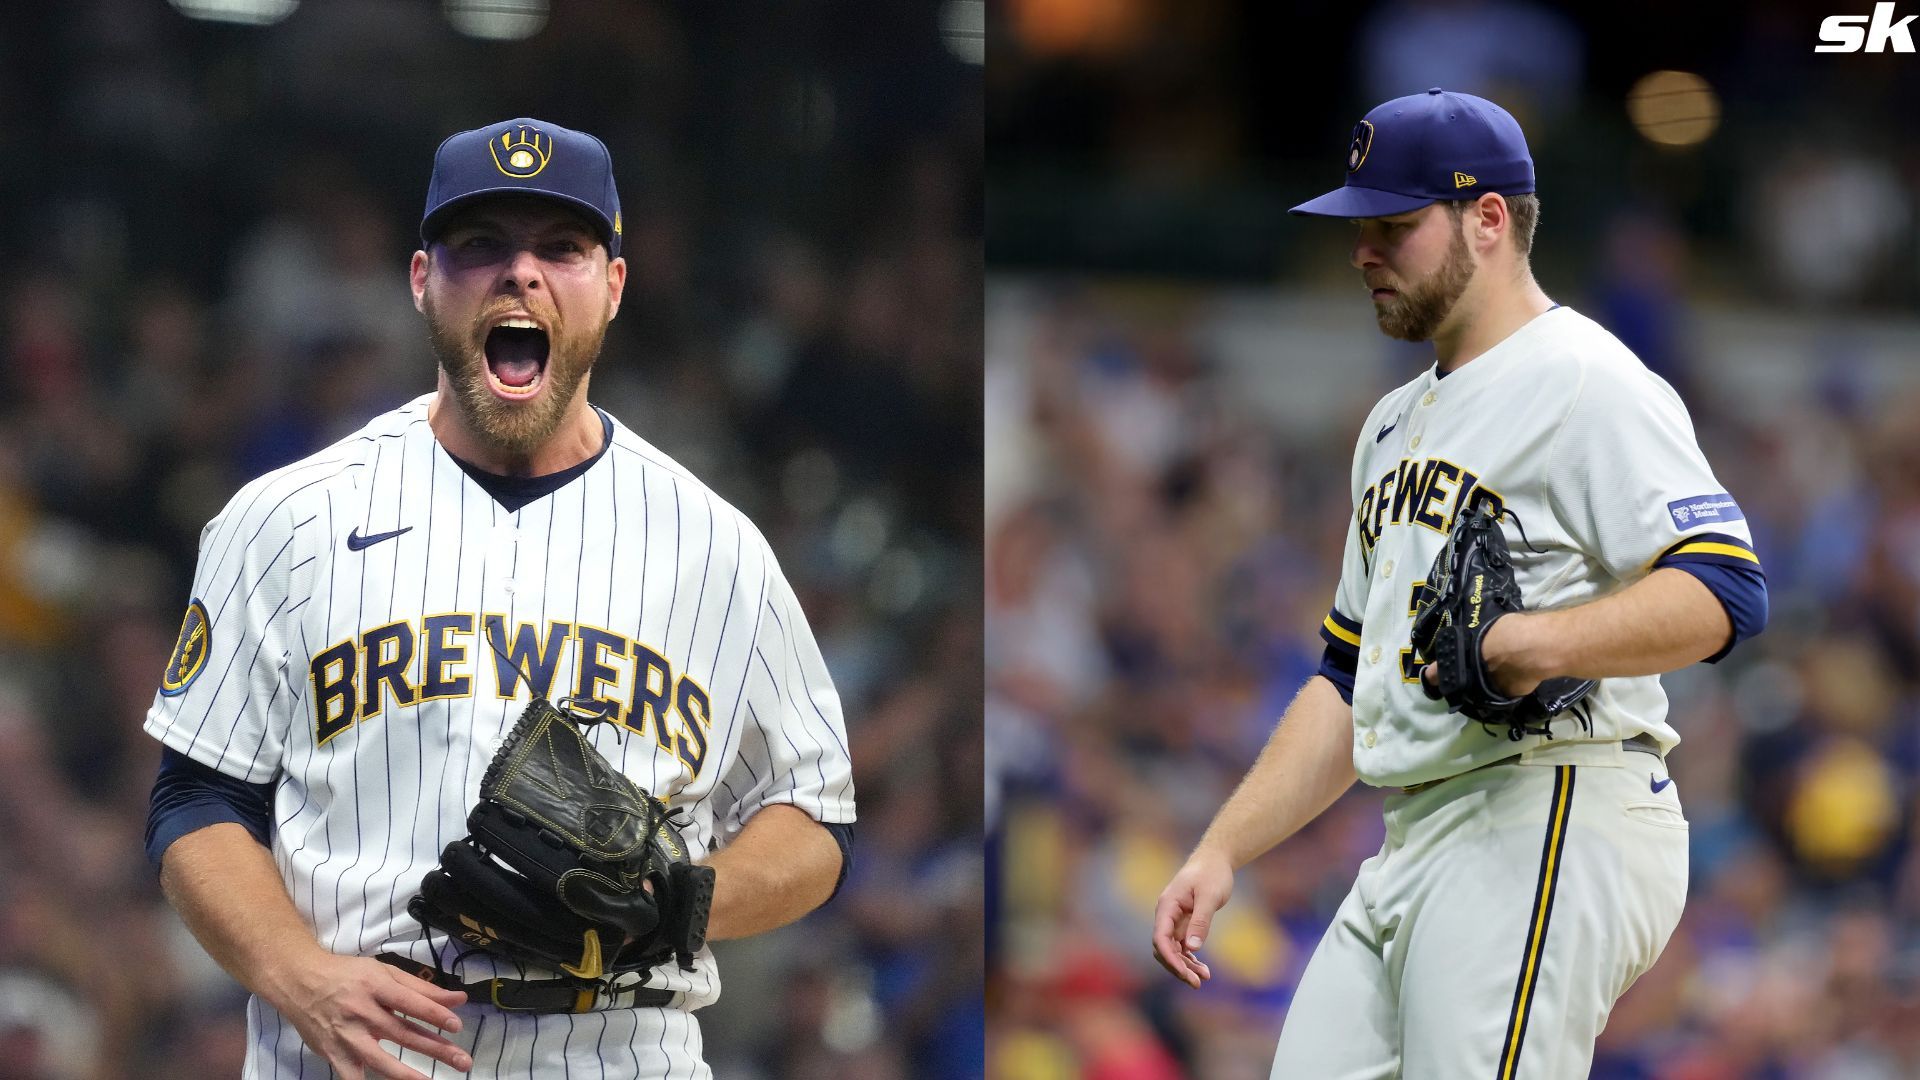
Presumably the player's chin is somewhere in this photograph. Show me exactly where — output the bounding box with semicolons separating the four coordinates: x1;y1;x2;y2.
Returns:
463;390;566;457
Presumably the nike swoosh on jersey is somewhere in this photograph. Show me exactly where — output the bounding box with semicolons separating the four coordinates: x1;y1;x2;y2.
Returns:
1376;421;1397;442
347;526;413;551
1650;775;1673;793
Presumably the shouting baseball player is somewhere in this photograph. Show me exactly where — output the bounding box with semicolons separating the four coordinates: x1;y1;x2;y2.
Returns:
144;119;856;1079
1151;89;1767;1077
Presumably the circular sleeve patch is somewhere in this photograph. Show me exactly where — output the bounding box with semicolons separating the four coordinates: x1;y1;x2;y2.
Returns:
160;599;212;697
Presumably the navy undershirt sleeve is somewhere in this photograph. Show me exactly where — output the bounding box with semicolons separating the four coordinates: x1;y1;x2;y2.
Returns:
823;821;854;902
1317;645;1358;704
1317;608;1362;705
1663;560;1769;663
145;746;275;868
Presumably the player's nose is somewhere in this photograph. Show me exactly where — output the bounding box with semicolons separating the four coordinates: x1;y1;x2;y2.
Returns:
1351;232;1384;271
498;246;546;292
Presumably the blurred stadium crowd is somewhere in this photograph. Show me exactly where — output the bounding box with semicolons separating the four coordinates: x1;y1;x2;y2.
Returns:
0;2;981;1078
986;1;1920;1078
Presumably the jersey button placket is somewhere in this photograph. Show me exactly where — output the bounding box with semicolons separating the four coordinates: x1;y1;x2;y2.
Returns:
489;524;520;594
1411;391;1435;450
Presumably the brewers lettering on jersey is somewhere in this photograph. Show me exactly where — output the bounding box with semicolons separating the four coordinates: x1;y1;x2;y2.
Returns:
144;119;855;1080
1150;90;1766;1078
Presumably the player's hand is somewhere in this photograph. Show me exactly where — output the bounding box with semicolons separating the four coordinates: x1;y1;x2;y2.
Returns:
1423;612;1543;698
1151;847;1233;989
264;952;472;1079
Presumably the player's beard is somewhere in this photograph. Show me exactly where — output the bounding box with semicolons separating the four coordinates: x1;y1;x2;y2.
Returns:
424;293;609;460
1373;225;1476;342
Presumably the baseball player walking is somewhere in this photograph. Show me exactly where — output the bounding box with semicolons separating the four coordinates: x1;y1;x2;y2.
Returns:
1151;89;1767;1077
145;119;856;1079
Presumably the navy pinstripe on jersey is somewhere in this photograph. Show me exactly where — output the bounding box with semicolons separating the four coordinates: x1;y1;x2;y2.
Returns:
148;394;855;1078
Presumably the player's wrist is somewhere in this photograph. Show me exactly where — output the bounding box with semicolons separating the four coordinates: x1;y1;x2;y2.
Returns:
253;943;338;1012
1190;836;1245;874
1485;610;1552;696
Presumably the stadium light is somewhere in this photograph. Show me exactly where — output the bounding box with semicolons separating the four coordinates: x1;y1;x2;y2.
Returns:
941;0;985;64
444;0;549;41
1627;70;1721;149
168;0;298;25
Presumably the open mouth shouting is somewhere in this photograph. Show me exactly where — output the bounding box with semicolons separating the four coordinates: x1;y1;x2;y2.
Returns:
484;316;551;400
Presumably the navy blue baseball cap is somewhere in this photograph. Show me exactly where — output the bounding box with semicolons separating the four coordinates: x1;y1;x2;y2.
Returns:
1290;89;1534;219
420;117;622;257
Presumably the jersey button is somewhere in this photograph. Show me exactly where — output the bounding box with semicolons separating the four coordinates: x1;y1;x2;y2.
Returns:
1422;391;1437;406
1364;730;1378;748
1368;645;1382;663
1382;560;1395;577
1409;435;1422;450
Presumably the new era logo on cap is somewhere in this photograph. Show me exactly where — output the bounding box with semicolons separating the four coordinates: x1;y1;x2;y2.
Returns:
1292;89;1535;219
421;117;623;256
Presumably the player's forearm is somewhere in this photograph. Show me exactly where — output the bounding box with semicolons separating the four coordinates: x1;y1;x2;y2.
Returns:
701;803;842;941
1506;567;1732;684
159;823;330;1007
1194;675;1357;870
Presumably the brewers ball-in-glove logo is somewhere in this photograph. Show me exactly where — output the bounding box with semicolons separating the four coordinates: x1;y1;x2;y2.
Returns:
1348;120;1375;173
490;125;554;178
160;599;211;696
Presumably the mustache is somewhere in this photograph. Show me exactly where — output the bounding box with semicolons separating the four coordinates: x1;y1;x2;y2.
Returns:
1364;274;1399;291
470;300;559;333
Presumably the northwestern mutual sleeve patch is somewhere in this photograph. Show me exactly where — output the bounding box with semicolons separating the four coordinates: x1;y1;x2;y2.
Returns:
1667;493;1745;530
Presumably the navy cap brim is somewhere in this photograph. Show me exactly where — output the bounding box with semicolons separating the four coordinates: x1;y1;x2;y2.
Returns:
420;187;619;253
1288;186;1440;219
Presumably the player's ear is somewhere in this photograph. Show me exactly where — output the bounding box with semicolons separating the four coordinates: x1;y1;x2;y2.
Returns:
410;249;431;314
604;254;627;321
1471;194;1508;251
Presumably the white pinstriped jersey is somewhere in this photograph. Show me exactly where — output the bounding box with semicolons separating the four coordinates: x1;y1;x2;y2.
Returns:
145;394;855;1077
1327;307;1757;788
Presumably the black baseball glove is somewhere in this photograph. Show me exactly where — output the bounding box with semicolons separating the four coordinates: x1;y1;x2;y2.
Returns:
408;697;715;987
1410;502;1597;739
